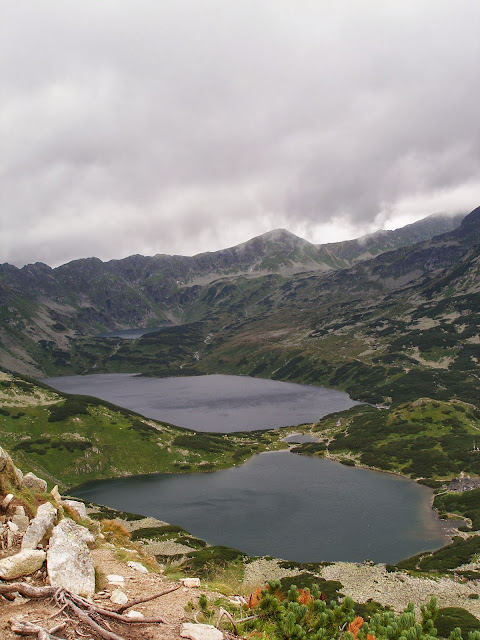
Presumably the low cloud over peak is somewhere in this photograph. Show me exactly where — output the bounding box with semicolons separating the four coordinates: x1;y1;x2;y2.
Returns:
1;1;479;267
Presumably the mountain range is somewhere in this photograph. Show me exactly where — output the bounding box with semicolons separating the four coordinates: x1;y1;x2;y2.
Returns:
0;208;480;410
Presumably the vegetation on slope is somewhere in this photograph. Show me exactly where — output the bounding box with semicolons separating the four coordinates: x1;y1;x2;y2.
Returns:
0;371;283;488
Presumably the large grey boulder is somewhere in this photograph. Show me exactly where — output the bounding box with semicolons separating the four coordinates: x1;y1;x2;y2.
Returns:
0;549;46;580
47;519;95;597
22;501;57;550
21;472;47;493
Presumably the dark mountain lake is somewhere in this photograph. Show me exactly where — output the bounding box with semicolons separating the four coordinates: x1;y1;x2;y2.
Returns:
94;326;168;339
42;374;360;432
72;452;447;563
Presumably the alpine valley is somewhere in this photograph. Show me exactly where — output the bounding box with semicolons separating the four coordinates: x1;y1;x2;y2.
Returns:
1;205;480;488
2;206;480;619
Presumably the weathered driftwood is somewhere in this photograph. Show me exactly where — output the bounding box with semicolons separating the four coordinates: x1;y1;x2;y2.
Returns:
1;581;169;640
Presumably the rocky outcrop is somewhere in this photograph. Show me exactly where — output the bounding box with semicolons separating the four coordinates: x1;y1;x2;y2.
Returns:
0;446;9;472
63;499;87;521
0;446;24;493
47;519;95;597
448;476;480;492
0;549;46;580
22;501;57;550
21;472;48;493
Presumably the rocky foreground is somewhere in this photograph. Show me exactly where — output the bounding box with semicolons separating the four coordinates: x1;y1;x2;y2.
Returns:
2;444;480;639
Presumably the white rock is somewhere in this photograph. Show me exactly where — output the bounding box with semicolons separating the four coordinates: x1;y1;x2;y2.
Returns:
180;623;223;640
110;589;129;605
21;472;47;493
63;499;87;521
12;514;30;533
51;485;62;503
107;574;125;584
1;493;14;510
47;519;95;597
22;501;57;550
7;520;19;532
127;561;149;574
15;505;26;516
182;577;201;588
0;549;46;580
126;610;144;619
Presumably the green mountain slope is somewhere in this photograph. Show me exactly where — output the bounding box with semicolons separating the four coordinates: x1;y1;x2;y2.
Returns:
0;211;464;376
0;371;282;488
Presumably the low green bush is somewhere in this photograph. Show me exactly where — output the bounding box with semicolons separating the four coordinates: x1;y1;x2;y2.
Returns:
435;607;480;640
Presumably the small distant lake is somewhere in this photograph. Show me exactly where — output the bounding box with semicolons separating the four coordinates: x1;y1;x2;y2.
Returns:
72;452;447;564
94;326;168;339
42;374;360;432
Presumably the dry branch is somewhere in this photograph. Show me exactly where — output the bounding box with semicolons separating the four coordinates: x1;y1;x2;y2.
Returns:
116;583;181;613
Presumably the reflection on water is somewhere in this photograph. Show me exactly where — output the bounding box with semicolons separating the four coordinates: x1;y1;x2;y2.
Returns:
73;452;447;564
42;374;360;432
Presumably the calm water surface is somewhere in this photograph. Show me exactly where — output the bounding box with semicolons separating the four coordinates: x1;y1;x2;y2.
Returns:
42;374;360;432
95;327;168;339
73;452;446;563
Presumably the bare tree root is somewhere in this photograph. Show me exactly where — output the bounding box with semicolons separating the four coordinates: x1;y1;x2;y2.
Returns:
2;581;169;640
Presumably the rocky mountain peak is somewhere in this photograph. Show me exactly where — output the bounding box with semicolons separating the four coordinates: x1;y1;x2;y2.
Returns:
460;205;480;228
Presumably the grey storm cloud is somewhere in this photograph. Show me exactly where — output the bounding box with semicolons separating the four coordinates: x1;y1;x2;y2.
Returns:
1;0;480;267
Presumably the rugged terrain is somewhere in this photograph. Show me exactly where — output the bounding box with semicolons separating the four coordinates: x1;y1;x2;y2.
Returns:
0;211;465;377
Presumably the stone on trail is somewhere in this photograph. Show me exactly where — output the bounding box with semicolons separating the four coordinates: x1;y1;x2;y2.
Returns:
0;549;46;580
127;560;149;573
110;589;129;605
22;501;57;550
21;472;47;493
181;623;224;640
126;610;144;619
107;574;125;584
47;519;95;597
182;577;201;587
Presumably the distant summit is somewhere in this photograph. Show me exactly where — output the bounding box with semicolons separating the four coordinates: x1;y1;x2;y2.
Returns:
0;206;470;376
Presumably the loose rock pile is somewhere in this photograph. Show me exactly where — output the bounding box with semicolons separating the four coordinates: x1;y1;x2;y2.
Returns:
0;445;226;640
0;446;95;596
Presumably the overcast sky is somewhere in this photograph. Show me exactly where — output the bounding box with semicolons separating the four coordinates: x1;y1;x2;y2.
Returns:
2;1;480;268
